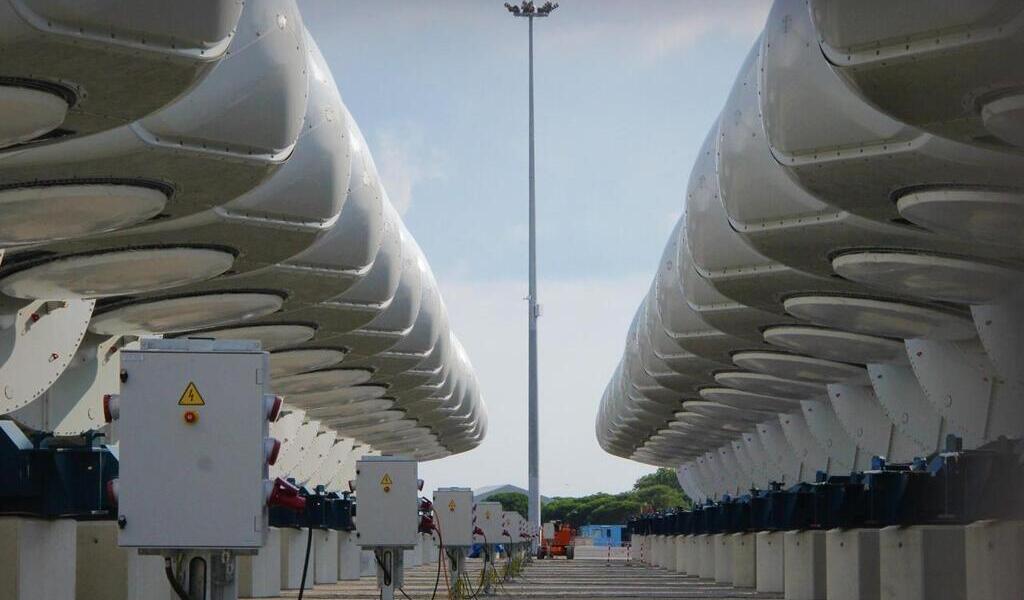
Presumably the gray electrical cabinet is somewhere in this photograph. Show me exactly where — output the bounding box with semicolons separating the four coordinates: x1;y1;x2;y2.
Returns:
355;456;418;548
116;338;271;550
433;487;474;547
475;501;504;543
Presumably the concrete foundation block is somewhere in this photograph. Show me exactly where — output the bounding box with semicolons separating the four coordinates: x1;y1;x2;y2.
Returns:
359;549;375;576
0;517;76;600
757;528;786;589
714;533;732;584
697;534;716;579
405;537;422;568
280;527;314;590
730;532;756;588
965;520;1024;600
313;530;338;584
756;531;784;593
424;533;439;564
826;529;879;600
784;530;826;600
674;536;687;573
338;531;361;580
238;528;282;598
75;521;168;600
627;535;639;562
652;535;662;567
664;534;677;570
685;535;700;576
879;525;966;600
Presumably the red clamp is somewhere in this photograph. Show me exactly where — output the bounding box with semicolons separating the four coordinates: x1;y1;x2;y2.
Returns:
267;477;306;512
419;515;436;534
102;394;119;423
105;479;119;507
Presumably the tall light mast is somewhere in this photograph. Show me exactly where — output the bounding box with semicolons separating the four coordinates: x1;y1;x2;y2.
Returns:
504;0;558;551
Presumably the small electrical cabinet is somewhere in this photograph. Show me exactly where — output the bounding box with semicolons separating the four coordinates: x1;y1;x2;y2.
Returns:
433;487;474;546
355;456;418;548
115;338;271;550
504;511;523;539
475;501;503;543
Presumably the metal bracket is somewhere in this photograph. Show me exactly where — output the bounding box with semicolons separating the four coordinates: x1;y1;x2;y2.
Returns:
826;383;925;462
906;337;1024;447
800;399;863;472
971;283;1024;388
0;297;94;415
867;363;946;454
778;410;830;476
737;431;779;489
756;417;803;486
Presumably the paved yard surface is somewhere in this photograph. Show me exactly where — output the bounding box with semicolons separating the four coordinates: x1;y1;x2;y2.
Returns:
261;555;782;599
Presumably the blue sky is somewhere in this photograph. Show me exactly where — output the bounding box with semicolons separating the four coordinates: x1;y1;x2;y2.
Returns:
303;0;771;496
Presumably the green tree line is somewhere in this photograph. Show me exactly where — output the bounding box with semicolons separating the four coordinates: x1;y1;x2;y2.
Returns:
486;468;691;528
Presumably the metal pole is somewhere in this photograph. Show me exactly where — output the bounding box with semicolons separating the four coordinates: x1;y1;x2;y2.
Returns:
526;12;541;554
506;0;555;555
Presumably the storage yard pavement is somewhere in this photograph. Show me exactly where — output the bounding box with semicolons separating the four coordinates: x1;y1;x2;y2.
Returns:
262;548;782;599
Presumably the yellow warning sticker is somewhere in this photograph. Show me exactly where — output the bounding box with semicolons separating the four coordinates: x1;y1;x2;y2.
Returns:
178;382;205;406
448;499;457;512
485;510;491;520
380;473;393;493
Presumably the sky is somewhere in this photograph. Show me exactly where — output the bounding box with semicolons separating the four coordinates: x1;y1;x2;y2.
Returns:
302;0;772;497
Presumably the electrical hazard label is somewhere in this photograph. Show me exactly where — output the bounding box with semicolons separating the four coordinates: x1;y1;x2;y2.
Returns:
177;382;205;406
448;499;457;512
380;473;393;493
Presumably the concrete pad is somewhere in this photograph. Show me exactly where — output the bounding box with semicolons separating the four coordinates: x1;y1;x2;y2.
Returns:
239;528;282;597
880;525;965;600
826;528;879;600
405;536;422;568
784;530;826;600
714;533;732;583
756;531;785;593
359;549;375;576
731;532;756;588
338;531;360;580
313;529;338;584
425;533;439;564
280;527;314;590
664;534;677;570
965;520;1023;600
0;517;76;600
75;521;168;600
698;534;716;579
685;535;700;577
674;536;687;573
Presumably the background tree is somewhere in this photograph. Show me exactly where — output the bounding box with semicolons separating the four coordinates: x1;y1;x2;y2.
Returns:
536;467;691;527
633;468;684;491
487;491;528;519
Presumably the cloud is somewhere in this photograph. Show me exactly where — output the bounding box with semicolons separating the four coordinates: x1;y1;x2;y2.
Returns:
419;273;658;497
546;0;771;64
372;122;447;215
